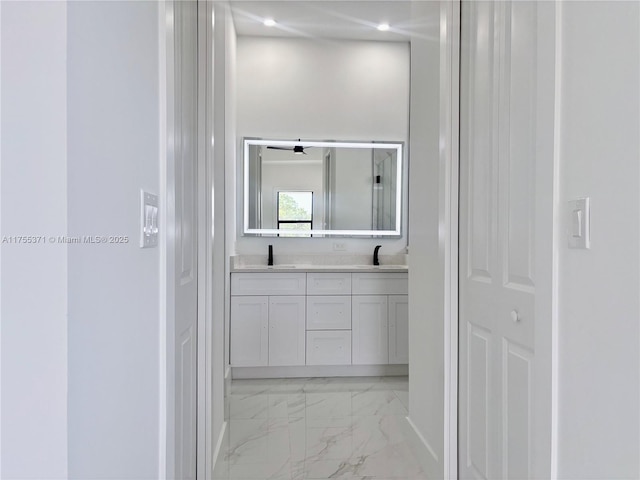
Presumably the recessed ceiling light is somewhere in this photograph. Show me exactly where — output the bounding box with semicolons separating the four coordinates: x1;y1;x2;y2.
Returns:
377;23;390;32
263;18;276;27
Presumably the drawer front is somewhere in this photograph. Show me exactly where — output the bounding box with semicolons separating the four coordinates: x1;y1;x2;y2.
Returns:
306;331;352;365
306;296;351;330
352;272;408;295
306;272;352;295
231;272;306;296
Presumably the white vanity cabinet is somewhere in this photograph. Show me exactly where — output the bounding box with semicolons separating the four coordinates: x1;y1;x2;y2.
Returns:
230;270;408;372
230;273;306;367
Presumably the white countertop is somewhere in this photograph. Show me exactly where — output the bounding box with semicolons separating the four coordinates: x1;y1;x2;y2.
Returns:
231;264;408;273
230;253;408;273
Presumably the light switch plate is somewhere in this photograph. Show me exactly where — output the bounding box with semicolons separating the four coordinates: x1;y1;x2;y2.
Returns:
140;190;159;248
568;197;590;249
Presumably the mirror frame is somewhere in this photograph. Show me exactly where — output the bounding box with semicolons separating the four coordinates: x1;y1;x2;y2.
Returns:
243;138;404;237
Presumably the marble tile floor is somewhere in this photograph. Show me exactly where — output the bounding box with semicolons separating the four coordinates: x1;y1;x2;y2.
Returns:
213;376;427;480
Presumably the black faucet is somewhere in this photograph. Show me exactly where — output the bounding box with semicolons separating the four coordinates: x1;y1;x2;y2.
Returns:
373;245;382;266
268;244;273;266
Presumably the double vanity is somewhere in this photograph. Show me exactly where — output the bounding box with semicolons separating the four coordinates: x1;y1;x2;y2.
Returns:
233;138;408;378
230;257;408;378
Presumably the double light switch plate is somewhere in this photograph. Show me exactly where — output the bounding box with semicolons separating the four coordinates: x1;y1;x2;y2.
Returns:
141;190;159;248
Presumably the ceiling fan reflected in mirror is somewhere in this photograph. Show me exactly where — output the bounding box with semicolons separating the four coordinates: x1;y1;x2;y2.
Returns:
266;139;311;155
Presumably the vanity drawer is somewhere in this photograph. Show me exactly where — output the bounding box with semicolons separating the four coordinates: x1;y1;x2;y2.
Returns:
352;272;408;295
231;272;306;296
306;272;352;295
306;331;352;365
306;296;351;330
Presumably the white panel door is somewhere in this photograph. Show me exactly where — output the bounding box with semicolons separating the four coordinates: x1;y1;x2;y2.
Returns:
230;296;269;367
173;1;198;479
388;295;409;364
269;296;306;366
459;2;554;479
352;295;388;364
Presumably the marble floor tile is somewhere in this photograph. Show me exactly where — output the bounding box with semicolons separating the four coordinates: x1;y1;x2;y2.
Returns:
351;390;407;416
215;376;425;480
393;390;409;411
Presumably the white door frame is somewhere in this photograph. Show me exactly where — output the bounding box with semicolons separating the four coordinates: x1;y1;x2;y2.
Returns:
196;1;215;479
159;1;216;478
441;1;460;478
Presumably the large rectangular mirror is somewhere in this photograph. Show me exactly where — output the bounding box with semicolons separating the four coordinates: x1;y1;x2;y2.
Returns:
243;139;403;237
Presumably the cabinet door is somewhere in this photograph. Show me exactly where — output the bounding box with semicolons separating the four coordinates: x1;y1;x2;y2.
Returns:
388;295;409;364
269;296;306;366
352;295;389;364
230;296;268;366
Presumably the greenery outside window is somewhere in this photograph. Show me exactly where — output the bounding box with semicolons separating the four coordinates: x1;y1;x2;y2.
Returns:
277;191;313;237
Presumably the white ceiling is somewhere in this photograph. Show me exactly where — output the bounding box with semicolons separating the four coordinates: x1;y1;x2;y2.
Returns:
229;1;421;42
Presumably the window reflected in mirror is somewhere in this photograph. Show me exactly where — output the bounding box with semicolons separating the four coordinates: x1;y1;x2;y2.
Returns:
277;191;313;237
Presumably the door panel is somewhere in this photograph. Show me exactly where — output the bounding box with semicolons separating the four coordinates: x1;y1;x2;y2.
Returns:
459;2;552;479
466;324;491;480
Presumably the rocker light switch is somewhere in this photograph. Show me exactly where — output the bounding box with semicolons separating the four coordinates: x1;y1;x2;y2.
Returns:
140;190;159;248
568;198;590;249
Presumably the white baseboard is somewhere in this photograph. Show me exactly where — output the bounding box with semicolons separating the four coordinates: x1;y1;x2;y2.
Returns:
402;416;441;478
211;420;227;476
231;364;408;379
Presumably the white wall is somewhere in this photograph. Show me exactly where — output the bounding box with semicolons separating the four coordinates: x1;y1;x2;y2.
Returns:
66;2;161;478
0;2;68;478
233;36;410;254
407;1;446;477
557;2;640;478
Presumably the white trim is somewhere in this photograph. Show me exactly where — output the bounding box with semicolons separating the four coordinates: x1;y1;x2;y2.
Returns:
211;421;228;474
442;1;461;479
196;1;218;478
405;416;440;463
196;0;211;478
0;1;4;474
550;2;563;477
203;2;218;478
158;1;176;478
